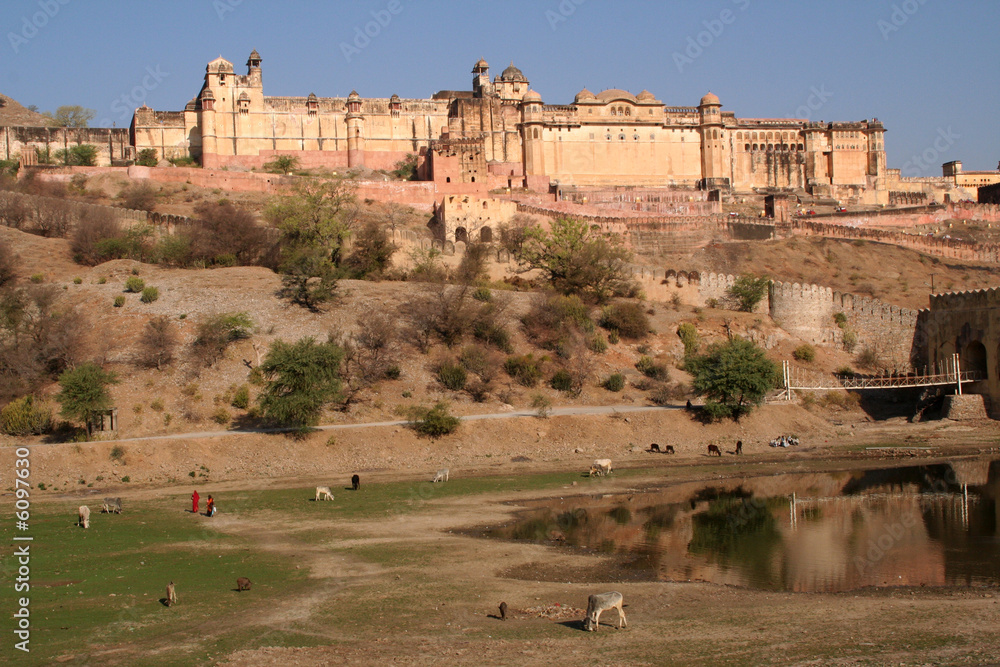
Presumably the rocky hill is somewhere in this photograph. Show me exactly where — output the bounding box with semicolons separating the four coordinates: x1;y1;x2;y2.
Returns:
0;92;51;127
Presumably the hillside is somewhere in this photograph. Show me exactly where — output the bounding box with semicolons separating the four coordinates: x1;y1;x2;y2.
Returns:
0;92;51;127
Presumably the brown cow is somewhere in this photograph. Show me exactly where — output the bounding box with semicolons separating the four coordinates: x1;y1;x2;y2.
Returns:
236;577;252;592
736;440;743;455
707;444;722;457
499;601;508;621
665;445;675;454
166;581;177;606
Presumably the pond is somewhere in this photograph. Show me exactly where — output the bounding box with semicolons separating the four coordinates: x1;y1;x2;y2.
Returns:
471;458;1000;592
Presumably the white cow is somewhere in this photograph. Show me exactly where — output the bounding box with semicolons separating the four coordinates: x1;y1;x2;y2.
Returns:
589;459;613;477
315;486;334;501
431;468;449;483
585;591;627;631
78;505;90;529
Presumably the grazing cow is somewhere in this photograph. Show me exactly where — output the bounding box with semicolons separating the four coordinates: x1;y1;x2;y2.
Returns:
707;444;722;457
315;486;334;501
499;601;508;621
78;506;90;529
584;591;627;632
351;474;360;491
166;581;177;607
736;440;743;455
431;468;449;483
664;445;675;454
589;459;613;477
649;443;661;453
236;577;252;592
686;400;693;411
102;497;123;514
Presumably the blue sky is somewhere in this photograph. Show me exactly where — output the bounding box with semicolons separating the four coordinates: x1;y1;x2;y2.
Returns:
3;0;997;173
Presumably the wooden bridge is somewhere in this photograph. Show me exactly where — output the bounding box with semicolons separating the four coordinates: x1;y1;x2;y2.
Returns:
779;354;984;399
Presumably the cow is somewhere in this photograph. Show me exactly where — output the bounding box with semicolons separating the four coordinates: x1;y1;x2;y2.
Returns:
736;440;743;455
664;445;675;454
315;486;334;501
499;601;508;621
236;577;252;592
166;581;177;607
351;474;360;491
78;506;90;529
584;591;627;631
102;497;122;514
649;443;661;453
707;444;722;457
589;459;613;477
432;468;449;483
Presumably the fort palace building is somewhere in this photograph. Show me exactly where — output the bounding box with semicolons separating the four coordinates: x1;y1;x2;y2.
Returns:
130;51;919;206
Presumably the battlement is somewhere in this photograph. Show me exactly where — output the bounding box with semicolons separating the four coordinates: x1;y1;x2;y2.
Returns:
929;286;1000;311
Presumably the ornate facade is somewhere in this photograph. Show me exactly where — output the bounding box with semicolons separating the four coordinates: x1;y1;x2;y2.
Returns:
132;51;894;203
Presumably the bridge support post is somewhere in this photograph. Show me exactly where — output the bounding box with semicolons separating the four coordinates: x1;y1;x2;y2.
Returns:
954;353;963;396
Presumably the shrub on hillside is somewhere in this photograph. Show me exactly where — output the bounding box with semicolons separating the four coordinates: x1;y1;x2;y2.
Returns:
792;344;816;363
124;276;145;293
504;354;544;387
635;355;669;381
599;302;649;339
601;373;626;392
437;359;468;391
119;182;158;212
408;402;460;437
140;286;159;303
677;322;700;357
1;395;52;436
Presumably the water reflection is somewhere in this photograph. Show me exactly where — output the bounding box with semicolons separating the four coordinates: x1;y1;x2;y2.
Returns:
478;458;1000;592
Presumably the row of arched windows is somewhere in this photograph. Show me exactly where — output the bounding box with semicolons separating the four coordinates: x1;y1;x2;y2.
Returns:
609;106;631;117
745;143;806;152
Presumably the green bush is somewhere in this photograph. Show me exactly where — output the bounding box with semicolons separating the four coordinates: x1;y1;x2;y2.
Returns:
98;276;107;284
110;445;125;462
504;354;544;387
113;295;126;307
30;273;44;284
835;365;855;376
599;302;650;339
587;334;608;354
833;312;848;328
140;286;159;303
231;384;250;410
0;395;52;436
124;276;145;293
677;322;700;357
437;360;468;391
842;330;858;353
212;408;231;425
473;321;513;353
636;355;669;381
472;286;492;302
136;148;159;167
792;344;816;363
602;373;626;392
607;329;620;345
409;402;460;437
549;369;574;392
73;277;82;284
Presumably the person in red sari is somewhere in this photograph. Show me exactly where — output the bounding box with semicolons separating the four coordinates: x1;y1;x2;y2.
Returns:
192;490;200;514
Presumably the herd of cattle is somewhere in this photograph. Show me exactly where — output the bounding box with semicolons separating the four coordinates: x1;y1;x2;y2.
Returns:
71;439;777;631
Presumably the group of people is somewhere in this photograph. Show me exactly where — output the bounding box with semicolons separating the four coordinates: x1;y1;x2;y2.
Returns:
191;490;216;516
769;435;800;448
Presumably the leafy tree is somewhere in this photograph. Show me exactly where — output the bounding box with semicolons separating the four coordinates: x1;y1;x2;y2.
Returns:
0;395;51;436
257;337;344;429
135;148;159;167
727;274;771;312
191;312;254;366
344;220;396;278
390;154;418;180
686;338;779;421
265;177;357;266
599;302;650;339
263;155;300;175
187;200;276;267
56;362;118;435
55;144;98;167
46;105;96;128
677;322;701;357
278;246;341;310
515;217;634;303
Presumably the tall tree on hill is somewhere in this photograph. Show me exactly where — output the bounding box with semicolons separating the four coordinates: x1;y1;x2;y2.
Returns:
45;105;96;128
686;338;779;421
515;217;634;303
265;178;357;309
257;336;344;430
56;362;118;436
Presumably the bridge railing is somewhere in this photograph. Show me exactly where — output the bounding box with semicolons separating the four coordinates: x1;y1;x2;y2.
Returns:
779;355;985;398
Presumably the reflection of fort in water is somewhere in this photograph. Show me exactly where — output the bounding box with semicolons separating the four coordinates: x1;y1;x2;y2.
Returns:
485;459;1000;593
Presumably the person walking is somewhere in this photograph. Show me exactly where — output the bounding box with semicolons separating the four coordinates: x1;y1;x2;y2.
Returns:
206;495;216;517
192;490;200;514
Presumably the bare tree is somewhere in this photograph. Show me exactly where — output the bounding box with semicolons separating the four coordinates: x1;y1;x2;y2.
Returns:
334;311;399;405
0;192;30;230
137;316;177;370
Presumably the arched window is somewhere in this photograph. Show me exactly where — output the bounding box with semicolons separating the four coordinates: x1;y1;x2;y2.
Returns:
483;201;488;210
610;108;616;116
752;144;758;151
625;107;631;116
533;128;539;139
745;144;751;151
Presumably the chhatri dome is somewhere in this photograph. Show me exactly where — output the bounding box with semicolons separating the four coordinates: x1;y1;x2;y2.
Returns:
500;62;528;82
574;88;597;103
700;91;721;105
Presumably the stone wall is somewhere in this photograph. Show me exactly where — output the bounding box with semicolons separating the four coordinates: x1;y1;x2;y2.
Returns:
1;126;132;166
